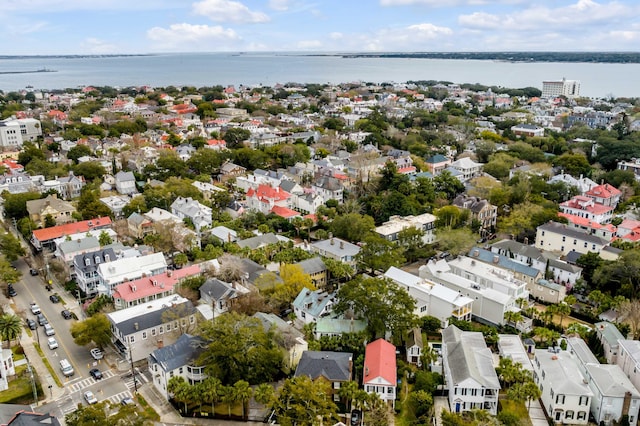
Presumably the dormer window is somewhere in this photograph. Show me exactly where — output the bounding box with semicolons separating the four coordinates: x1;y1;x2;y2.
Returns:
95;256;100;264
85;257;90;266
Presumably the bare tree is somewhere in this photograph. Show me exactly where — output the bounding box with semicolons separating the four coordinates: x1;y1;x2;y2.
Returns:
619;299;640;339
217;254;244;283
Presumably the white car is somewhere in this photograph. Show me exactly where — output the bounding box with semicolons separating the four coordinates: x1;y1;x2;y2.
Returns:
44;324;55;336
90;348;103;360
84;390;98;404
30;303;41;315
47;337;58;350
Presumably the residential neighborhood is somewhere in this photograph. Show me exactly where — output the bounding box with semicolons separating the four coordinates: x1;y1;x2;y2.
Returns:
1;78;640;426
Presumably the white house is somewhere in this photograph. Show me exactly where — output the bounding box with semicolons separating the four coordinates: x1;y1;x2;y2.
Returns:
310;238;360;270
535;221;610;256
595;321;625;364
617;340;640;392
442;325;500;415
114;171;137;195
292;288;335;325
148;334;208;399
363;338;397;408
171;196;212;233
532;348;593;425
97;252;167;295
375;213;437;245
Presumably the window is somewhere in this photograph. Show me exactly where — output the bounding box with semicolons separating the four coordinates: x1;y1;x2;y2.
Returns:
577;411;587;420
130;336;135;343
190;316;195;324
152;329;156;336
387;387;393;393
573;239;577;245
159;326;164;334
179;367;183;374
562;236;566;242
584;242;587;248
542;231;545;236
565;411;574;420
166;324;171;332
142;332;147;339
579;396;588;406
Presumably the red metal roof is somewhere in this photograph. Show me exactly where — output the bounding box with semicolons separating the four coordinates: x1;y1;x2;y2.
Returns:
112;264;201;302
363;338;396;386
270;205;300;218
31;217;112;242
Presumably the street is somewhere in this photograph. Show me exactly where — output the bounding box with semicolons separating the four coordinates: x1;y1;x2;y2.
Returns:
10;256;147;419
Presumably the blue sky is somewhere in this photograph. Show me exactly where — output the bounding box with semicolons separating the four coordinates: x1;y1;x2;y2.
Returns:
3;0;640;54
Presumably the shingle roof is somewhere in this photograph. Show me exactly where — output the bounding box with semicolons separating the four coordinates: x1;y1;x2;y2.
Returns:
537;221;609;245
295;351;353;382
292;288;334;318
200;278;236;302
443;325;500;389
108;295;197;335
295;257;326;275
148;334;207;372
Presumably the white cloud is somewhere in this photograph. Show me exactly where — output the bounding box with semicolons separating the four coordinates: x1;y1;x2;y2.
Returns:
296;40;323;49
147;23;240;50
329;32;343;40
380;0;524;6
80;37;118;54
458;0;633;31
3;0;176;12
193;0;269;23
269;0;291;11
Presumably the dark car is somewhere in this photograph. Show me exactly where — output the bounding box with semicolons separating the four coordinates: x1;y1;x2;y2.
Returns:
49;294;60;303
36;313;48;326
61;310;72;320
350;410;362;426
29;269;38;276
26;318;37;330
7;285;17;297
89;368;103;380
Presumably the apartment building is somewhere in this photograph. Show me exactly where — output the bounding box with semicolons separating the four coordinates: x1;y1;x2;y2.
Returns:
375;213;437;245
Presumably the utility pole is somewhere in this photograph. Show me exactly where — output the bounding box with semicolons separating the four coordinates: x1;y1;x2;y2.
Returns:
25;356;38;406
129;345;138;393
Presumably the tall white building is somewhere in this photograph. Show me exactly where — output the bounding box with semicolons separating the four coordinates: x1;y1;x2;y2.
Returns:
0;118;42;148
542;78;581;98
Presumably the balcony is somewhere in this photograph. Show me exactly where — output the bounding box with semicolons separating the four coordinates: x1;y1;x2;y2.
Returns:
186;367;206;382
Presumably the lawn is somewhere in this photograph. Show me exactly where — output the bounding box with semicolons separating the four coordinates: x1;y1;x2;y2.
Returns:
499;399;533;426
0;364;43;404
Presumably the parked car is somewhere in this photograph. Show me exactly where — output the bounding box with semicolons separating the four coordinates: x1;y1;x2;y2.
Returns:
26;318;37;330
89;368;103;380
30;303;41;315
61;310;72;320
36;313;47;326
121;396;135;406
90;348;104;360
84;391;98;405
47;337;58;350
44;324;55;336
49;294;60;303
7;285;16;297
29;269;38;276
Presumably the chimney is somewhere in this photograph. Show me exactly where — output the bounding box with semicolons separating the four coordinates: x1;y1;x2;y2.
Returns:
340;241;344;249
330;238;334;245
493;255;499;264
473;250;479;257
134;322;139;330
623;391;632;416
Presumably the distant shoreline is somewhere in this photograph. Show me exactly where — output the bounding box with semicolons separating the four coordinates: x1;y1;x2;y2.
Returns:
0;54;153;60
0;68;57;75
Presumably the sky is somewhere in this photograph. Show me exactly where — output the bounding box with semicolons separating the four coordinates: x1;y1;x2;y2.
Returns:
2;0;640;55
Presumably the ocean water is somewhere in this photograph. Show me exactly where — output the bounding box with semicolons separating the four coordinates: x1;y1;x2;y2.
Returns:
0;52;638;98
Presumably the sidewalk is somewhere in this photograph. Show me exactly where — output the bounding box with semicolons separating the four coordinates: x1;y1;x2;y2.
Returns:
528;398;548;426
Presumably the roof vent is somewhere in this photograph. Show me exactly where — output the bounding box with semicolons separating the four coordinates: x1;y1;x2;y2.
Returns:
134;322;139;330
130;284;136;292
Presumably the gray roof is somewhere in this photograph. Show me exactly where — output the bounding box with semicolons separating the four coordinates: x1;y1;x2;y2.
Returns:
311;238;360;258
73;247;117;274
536;349;594;396
295;256;326;275
114;300;197;336
468;247;540;278
115;171;136;182
58;236;100;255
293;288;334;318
200;278;236;302
537;221;610;245
295;351;353;382
567;337;599;366
279;180;298;193
586;364;640;398
407;328;423;349
237;233;280;250
5;412;61;426
595;321;624;348
254;312;305;349
443;325;500;389
148;333;207;372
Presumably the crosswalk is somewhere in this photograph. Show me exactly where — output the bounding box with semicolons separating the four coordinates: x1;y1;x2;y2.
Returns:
59;390;134;415
123;371;150;392
66;369;117;393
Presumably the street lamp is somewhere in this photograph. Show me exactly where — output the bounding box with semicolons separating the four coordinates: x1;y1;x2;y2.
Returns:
24;356;38;406
48;384;53;398
129;344;138;393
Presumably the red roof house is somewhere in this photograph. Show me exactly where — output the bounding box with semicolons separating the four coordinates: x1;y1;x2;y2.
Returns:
584;183;622;207
363;338;397;407
246;184;291;215
31;217;112;250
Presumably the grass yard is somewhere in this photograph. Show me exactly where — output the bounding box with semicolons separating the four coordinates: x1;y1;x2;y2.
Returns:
499;399;534;426
0;364;43;404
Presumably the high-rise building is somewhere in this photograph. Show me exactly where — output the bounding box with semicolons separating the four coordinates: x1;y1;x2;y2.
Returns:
542;78;581;98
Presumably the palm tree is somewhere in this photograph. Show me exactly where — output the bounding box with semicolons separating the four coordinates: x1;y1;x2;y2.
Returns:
0;314;22;348
254;383;274;407
338;380;359;413
201;377;222;417
234;380;253;420
167;376;190;413
220;385;238;419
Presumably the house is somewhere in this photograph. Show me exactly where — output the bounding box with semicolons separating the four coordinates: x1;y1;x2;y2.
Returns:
74;248;117;297
26;194;76;227
616;340;640;392
148;334;208;399
559;196;614;224
449;157;483;182
114;171;138;195
559;212;617;241
448;255;530;301
208;225;238;244
4;411;61;426
584;183;622;208
535;221;610;256
99;195;130;218
170;196;212;233
245;184;292;215
497;334;533;373
192;181;225;201
311;176;344;204
31;217;112;251
374;213;437;245
112;265;201;310
55;236;101;267
467;247;543;288
219;161;246;180
595;321;625;364
292;288;335;325
363;339;397;408
452;195;498;230
425;154;451;174
199;278;248;318
107;295;199;362
97;252;167;296
384;266;473;327
254;312;308;370
236;233;281;250
0;343;15;392
310;238;360;270
295;257;327;288
406;328;423;367
127;212;154;239
442;325;500;415
54;172;85;199
490;239;582;287
419;260;517;326
532;348;593;425
295;351;353;402
511;124;545;137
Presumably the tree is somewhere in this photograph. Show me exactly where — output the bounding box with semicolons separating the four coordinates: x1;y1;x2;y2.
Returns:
220;385;238;419
619;299;640;339
522;379;542;410
98;230;112;246
329;213;375;242
223;128;251;149
397;227;429;262
1;191;41;220
0;232;25;261
200;377;222;416
0;258;21;286
168;376;192;413
234;380;253;420
267;264;314;310
254;382;275;406
338;380;359;412
67;144;93;164
43;214;56;228
271;376;339;426
69;313;112;349
0;314;22;347
323;256;355;284
433;170;465;200
356;234;406;273
333;276;418;338
65;401;145;426
198;312;284;385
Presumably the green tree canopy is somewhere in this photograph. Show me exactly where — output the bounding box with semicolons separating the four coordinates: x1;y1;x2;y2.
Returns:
69;313;112;349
